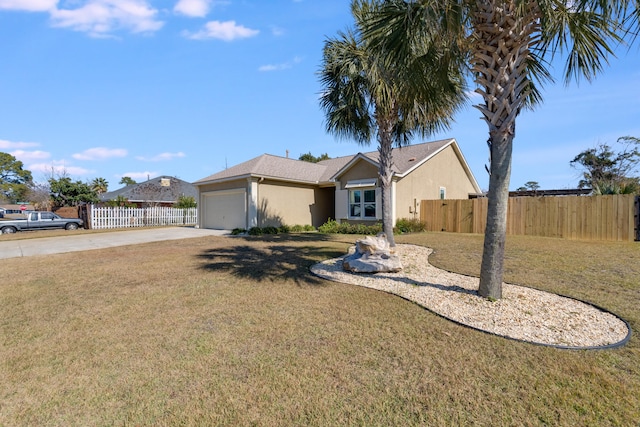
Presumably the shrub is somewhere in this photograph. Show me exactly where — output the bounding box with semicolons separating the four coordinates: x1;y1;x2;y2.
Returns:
318;219;382;235
395;218;427;234
303;224;316;232
231;228;246;235
248;227;263;236
318;219;340;234
175;195;197;209
262;226;279;235
278;224;291;233
290;224;304;232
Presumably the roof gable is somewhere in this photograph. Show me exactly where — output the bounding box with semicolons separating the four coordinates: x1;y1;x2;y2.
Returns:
331;139;454;181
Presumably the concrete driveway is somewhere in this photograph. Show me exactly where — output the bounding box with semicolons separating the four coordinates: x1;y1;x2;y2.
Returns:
0;227;229;260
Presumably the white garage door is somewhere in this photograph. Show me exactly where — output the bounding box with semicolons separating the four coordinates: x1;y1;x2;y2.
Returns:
203;189;247;230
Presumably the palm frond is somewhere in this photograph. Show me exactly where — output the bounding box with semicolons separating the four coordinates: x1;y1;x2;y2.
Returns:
539;0;621;84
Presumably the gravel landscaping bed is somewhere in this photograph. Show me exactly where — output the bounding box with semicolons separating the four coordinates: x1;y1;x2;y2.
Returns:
311;244;630;349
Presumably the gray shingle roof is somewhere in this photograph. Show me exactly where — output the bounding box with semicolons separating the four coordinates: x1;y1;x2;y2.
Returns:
100;176;198;203
193;154;334;185
194;139;456;186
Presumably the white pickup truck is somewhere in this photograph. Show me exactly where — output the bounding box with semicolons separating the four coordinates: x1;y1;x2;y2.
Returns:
0;211;83;234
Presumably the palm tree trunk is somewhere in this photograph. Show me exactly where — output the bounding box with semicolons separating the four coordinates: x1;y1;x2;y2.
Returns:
378;121;396;246
478;132;513;299
472;0;538;299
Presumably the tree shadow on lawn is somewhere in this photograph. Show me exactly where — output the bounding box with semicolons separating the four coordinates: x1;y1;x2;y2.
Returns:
389;275;478;296
197;233;347;286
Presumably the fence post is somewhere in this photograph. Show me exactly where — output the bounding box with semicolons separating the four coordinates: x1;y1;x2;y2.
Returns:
635;196;639;242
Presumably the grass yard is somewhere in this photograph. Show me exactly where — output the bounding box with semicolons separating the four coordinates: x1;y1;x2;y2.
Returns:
1;231;639;426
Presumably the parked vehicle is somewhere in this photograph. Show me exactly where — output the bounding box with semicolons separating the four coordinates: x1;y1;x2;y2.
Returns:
0;211;83;234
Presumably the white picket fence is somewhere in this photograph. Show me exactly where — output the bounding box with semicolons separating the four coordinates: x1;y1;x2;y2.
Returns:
90;205;198;229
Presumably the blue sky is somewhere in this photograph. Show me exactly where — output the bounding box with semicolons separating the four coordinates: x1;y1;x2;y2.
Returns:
1;0;639;193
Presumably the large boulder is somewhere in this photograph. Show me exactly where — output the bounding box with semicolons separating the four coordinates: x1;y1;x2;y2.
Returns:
342;233;403;273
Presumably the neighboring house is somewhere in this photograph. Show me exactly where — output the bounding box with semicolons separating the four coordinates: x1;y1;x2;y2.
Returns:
100;176;198;207
193;138;482;230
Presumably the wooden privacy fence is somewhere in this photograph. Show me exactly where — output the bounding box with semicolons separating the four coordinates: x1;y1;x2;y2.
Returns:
419;194;639;241
90;206;197;230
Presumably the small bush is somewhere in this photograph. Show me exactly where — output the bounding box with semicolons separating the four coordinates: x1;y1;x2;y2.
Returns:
303;224;316;232
290;224;304;232
395;218;427;234
318;219;340;234
278;224;291;233
318;219;382;235
231;228;246;235
248;227;263;236
262;226;279;235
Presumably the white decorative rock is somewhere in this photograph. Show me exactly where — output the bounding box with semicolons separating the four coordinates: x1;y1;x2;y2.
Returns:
342;233;403;273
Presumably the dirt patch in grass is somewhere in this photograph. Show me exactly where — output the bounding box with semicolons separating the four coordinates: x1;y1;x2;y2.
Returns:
1;232;639;425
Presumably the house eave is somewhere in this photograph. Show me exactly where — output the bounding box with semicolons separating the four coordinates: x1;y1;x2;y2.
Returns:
195;173;323;187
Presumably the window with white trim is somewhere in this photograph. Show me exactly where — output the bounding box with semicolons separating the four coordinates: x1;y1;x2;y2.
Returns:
349;188;376;219
439;187;446;200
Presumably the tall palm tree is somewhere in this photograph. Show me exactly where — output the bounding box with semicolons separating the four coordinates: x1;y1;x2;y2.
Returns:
320;0;467;246
91;177;109;195
362;0;633;299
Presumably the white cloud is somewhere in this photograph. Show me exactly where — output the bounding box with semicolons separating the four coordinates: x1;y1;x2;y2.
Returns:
0;0;57;12
258;56;302;72
72;147;128;161
174;0;229;16
119;171;159;180
0;139;41;149
10;150;51;162
184;20;258;41
174;0;209;17
50;0;164;36
29;161;94;176
135;151;186;161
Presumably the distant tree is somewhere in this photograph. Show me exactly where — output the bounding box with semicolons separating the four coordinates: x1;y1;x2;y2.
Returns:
91;177;109;195
0;152;33;203
175;195;197;209
49;177;99;207
26;181;53;211
299;152;331;163
516;181;540;191
119;176;137;186
570;137;640;193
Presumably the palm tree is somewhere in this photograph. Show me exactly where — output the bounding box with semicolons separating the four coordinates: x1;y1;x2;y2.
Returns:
362;0;634;299
91;177;109;195
320;0;466;246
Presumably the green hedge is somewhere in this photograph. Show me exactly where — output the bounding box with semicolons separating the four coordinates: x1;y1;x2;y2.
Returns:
231;224;316;236
317;219;383;235
395;218;427;233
